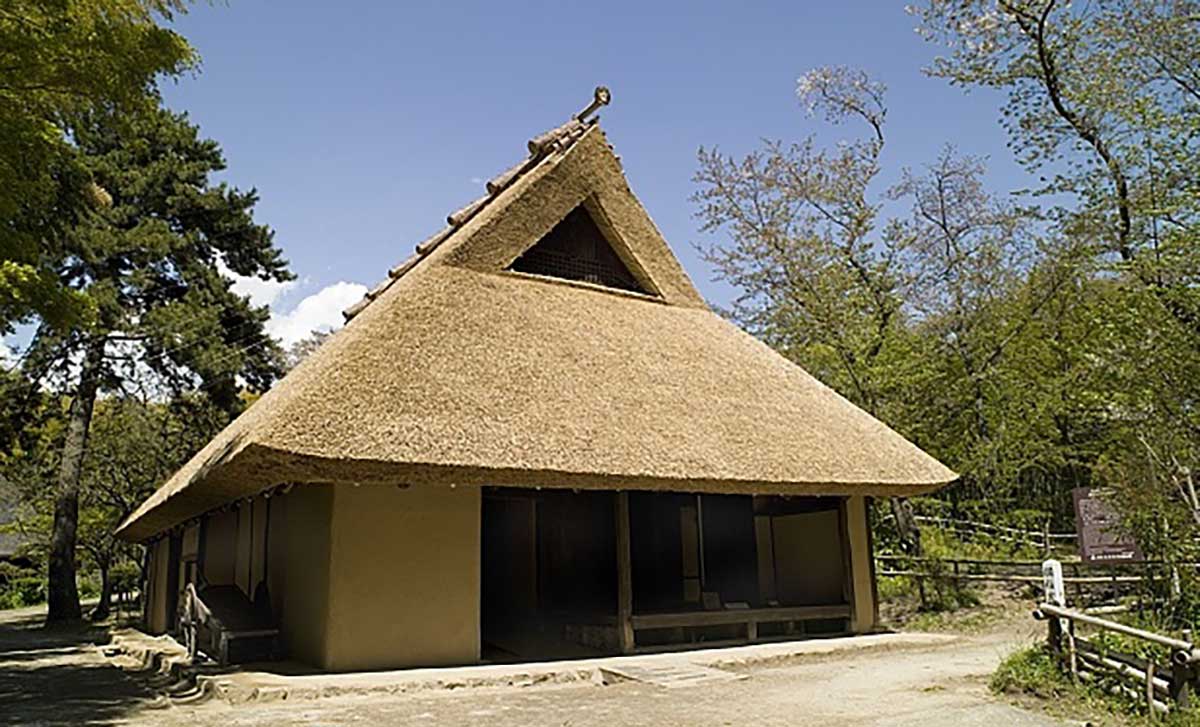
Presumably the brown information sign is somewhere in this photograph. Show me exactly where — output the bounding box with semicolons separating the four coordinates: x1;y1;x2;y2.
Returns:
1072;487;1143;564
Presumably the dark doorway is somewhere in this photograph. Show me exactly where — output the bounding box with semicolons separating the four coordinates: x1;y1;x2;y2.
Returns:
480;488;617;662
629;492;762;613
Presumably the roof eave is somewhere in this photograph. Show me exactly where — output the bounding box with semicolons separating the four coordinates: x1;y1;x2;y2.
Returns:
116;445;957;542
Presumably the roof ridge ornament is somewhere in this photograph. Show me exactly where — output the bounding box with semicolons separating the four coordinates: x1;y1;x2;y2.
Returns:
345;86;615;322
574;86;611;122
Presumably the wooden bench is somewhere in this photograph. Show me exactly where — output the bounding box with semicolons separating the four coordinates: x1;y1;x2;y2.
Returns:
180;583;279;665
629;604;851;647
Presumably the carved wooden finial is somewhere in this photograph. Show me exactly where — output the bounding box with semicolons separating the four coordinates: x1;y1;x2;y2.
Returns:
575;86;612;121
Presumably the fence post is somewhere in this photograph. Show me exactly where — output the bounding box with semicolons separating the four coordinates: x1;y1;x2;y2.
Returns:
1065;621;1078;683
1146;661;1158;720
1043;559;1065;606
1171;663;1191;710
1172;629;1194;710
1043;559;1066;655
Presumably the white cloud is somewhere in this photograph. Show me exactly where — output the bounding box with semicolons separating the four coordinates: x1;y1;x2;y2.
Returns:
218;259;298;308
0;340;13;369
218;259;367;348
266;281;368;347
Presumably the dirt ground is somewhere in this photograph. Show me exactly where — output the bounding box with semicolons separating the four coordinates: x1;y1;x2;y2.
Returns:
0;602;1076;727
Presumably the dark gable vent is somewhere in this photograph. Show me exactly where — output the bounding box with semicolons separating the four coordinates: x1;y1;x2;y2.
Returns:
507;206;649;294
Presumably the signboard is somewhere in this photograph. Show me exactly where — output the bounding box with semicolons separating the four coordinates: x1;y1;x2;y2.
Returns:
1072;487;1143;564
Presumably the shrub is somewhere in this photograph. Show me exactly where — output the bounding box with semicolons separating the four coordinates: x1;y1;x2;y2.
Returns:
991;645;1069;699
110;562;140;596
0;576;46;610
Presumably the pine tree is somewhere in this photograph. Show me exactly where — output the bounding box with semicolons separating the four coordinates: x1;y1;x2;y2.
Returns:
31;102;292;624
0;1;198;329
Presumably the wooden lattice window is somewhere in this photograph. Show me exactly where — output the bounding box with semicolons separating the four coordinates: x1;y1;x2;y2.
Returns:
508;206;648;294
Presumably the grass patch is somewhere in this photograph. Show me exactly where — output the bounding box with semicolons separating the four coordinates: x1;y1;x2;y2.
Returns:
992;645;1200;726
991;646;1072;699
904;600;1008;633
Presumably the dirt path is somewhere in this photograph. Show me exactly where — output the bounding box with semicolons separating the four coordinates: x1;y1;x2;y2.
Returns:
0;604;1072;726
0;605;161;726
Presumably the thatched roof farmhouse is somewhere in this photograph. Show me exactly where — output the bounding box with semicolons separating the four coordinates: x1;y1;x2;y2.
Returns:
119;89;955;671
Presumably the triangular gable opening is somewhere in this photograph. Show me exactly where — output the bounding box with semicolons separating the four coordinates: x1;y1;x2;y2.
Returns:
507;205;653;295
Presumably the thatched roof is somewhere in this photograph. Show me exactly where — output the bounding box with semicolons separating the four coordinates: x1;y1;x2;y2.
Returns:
116;95;955;542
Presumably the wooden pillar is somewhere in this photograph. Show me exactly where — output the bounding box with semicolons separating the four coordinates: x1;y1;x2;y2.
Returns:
616;491;634;654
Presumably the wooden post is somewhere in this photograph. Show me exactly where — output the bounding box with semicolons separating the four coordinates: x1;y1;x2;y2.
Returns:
1146;661;1157;720
615;491;634;654
1065;623;1078;683
1170;663;1191;709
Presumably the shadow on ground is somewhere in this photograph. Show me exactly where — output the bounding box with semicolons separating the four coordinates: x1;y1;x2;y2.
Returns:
0;608;160;726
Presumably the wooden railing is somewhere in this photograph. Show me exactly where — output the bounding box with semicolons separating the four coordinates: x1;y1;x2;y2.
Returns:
881;513;1078;551
1035;602;1199;717
876;555;1146;589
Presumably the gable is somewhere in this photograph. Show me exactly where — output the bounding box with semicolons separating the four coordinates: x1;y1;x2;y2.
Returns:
434;127;707;309
507;204;652;295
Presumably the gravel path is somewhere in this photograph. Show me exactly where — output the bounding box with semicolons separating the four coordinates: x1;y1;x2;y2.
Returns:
0;604;1071;726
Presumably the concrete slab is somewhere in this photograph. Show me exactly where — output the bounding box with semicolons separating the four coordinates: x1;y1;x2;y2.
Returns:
106;630;957;704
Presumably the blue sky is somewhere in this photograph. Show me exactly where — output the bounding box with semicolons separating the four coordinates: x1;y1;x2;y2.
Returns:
150;0;1026;345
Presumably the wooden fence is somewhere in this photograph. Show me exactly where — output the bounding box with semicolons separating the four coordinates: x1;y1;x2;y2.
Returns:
1036;602;1199;717
876;555;1146;586
909;515;1078;552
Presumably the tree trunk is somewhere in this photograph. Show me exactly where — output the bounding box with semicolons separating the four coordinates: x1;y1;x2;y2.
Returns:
91;560;112;622
45;335;105;626
889;496;923;555
888;496;926;607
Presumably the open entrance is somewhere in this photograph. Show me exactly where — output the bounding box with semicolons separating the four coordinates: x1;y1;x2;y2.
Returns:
481;488;617;661
629;493;851;648
480;488;853;661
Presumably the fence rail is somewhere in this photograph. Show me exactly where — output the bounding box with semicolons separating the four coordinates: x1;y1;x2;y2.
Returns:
874;555;1155;594
911;515;1077;551
1035;601;1198;717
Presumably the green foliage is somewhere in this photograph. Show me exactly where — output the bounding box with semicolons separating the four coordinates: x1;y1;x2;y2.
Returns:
699;5;1200;626
3;98;290;621
0;573;46;610
0;0;198;329
992;643;1200;725
991;646;1071;700
109;561;139;595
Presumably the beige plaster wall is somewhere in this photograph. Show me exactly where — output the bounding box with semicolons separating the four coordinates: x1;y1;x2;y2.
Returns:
772;509;845;606
278;484;333;668
845;495;876;633
145;538;170;634
322;483;481;672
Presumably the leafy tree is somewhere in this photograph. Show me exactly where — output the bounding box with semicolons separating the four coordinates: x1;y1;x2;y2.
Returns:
911;0;1200;611
77;396;223;620
693;67;1089;548
911;0;1200;335
695;68;903;419
284;329;332;371
17;102;293;624
0;0;197;329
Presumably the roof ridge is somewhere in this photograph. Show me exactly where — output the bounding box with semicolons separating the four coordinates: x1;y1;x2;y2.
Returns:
342;87;612;322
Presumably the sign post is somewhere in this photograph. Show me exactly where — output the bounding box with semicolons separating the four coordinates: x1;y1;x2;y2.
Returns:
1072;487;1143;564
